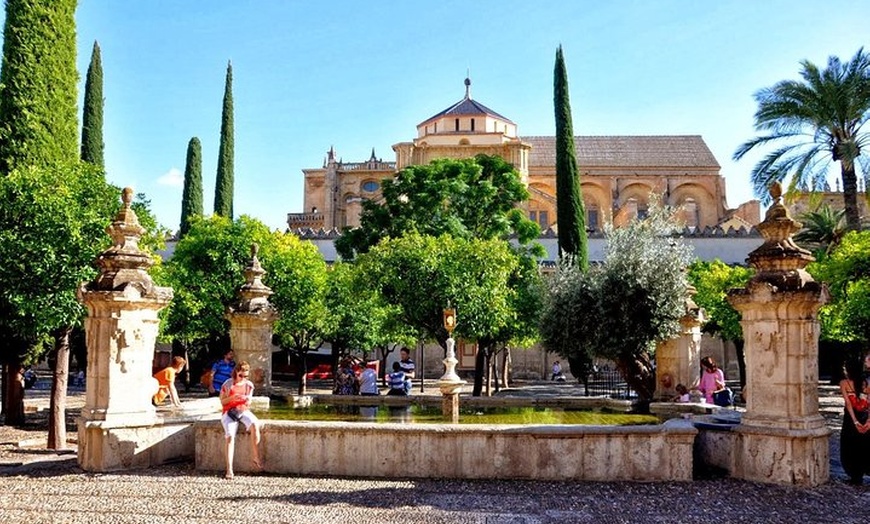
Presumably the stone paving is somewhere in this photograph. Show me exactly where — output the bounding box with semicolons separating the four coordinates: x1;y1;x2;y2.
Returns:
0;381;868;523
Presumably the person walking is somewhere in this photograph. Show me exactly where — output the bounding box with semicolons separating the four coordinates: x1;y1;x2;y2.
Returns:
210;349;235;397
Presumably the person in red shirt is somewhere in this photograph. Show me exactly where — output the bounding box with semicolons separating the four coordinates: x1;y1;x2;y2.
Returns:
219;361;262;479
152;356;186;407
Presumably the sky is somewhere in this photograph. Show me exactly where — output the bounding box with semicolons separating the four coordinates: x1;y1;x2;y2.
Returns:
36;1;870;231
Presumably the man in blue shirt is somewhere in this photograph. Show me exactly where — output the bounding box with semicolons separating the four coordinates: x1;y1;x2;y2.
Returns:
399;347;415;394
209;349;235;397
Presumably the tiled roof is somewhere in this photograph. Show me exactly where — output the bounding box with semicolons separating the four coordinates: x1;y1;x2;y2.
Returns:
420;97;514;126
522;136;720;169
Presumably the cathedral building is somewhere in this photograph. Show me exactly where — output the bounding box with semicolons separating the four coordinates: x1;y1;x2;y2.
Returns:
288;79;759;238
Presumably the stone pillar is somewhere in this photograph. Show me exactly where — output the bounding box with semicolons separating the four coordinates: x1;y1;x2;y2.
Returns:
226;244;278;394
654;289;703;401
77;188;173;425
727;182;829;486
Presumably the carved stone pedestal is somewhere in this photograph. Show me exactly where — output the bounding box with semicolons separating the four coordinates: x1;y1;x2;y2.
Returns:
77;189;174;471
227;245;278;394
654;300;702;401
727;183;829;486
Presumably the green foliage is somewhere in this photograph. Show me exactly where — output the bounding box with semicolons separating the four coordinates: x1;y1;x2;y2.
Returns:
0;0;79;172
541;206;693;399
213;61;234;218
795;204;847;257
81;41;104;167
808;230;870;342
157;215;271;352
320;262;415;359
263;233;329;356
179;137;203;237
0;162;117;363
158;215;328;363
687;259;753;342
733;48;870;230
335;154;541;260
356;233;520;350
554;45;588;269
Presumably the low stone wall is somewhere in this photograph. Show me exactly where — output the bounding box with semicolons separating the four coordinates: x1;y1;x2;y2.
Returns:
78;398;223;472
195;418;698;481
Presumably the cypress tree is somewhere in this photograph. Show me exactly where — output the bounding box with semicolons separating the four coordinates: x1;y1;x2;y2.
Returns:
81;41;104;167
554;45;588;270
179;137;203;237
0;0;79;172
213;61;234;218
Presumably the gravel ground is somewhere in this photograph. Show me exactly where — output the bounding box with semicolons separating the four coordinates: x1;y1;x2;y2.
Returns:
0;381;867;523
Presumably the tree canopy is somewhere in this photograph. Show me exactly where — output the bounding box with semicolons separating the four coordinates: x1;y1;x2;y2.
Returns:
541;206;694;399
213;61;234;218
355;233;520;353
179;137;203;237
0;0;79;172
808;230;870;343
81;41;105;167
733;48;870;230
335;154;541;260
554;45;588;269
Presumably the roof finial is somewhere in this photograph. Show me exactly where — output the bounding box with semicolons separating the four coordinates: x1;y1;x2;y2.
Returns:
369;147;377;162
464;75;471;99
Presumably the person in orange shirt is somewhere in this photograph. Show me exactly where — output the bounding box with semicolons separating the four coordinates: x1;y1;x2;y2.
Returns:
152;356;186;407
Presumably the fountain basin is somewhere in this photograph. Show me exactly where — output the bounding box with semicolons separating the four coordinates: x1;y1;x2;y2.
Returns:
194;417;697;481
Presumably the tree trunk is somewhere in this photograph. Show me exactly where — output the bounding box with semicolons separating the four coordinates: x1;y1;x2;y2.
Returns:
2;361;25;426
615;351;655;401
48;327;71;449
471;345;486;397
297;351;308;396
491;352;500;394
484;350;492;397
841;163;861;231
734;339;747;393
500;347;511;389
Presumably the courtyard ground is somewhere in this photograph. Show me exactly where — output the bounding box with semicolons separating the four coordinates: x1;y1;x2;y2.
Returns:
0;380;867;523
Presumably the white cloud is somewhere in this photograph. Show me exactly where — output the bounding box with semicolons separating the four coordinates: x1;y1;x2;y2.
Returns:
157;167;184;187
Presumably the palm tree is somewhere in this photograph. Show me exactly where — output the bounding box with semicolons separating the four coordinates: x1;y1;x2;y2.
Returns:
734;48;870;231
795;204;847;256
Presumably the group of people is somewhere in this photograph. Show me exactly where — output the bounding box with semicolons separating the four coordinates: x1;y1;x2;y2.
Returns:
667;356;733;406
153;349;262;480
840;352;870;485
333;347;416;397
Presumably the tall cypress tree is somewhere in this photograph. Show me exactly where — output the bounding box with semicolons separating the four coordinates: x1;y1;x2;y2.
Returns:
179;137;203;237
81;40;104;167
0;0;79;172
554;45;588;270
213;61;234;218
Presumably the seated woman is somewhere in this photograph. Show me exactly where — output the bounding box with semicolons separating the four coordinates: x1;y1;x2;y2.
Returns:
220;361;262;479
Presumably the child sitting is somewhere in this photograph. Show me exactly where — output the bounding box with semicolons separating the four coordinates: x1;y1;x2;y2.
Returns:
387;362;407;396
673;383;690;403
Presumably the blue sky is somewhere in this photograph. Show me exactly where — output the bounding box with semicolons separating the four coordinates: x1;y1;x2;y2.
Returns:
62;1;870;230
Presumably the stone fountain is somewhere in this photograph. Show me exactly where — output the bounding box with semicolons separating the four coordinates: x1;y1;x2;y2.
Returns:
437;306;466;422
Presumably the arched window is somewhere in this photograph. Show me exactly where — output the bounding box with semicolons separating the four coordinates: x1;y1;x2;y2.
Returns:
586;204;600;232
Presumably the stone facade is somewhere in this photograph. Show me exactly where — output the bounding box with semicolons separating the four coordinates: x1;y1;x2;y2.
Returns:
288;79;760;233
